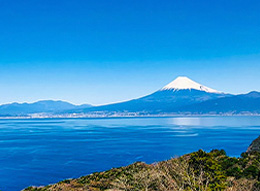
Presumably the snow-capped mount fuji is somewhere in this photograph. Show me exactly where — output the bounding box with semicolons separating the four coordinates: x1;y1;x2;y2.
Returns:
161;76;220;93
73;76;227;114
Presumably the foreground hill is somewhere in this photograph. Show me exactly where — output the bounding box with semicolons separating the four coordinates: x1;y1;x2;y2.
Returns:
24;137;260;191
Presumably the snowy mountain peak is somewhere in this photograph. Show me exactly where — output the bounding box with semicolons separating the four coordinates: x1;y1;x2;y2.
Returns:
161;76;220;93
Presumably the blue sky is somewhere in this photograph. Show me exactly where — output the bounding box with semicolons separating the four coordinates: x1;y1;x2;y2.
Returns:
0;0;260;105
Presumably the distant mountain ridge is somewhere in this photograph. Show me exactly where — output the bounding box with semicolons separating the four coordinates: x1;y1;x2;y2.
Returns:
1;76;260;117
0;100;91;116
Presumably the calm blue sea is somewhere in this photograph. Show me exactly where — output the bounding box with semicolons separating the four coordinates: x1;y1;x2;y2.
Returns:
0;117;260;191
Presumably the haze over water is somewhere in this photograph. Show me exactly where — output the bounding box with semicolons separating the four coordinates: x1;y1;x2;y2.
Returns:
1;117;260;191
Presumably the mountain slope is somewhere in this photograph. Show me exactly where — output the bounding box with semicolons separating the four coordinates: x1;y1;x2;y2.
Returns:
179;91;260;114
71;76;227;114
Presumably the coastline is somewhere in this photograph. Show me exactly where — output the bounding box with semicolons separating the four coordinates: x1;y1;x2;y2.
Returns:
1;113;260;120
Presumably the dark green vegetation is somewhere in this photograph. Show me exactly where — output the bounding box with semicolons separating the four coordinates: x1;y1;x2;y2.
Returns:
24;149;260;191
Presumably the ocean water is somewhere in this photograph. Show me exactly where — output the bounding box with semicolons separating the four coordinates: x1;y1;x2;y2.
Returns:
1;117;260;191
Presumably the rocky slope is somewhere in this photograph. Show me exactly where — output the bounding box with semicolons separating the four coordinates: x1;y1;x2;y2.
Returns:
247;136;260;153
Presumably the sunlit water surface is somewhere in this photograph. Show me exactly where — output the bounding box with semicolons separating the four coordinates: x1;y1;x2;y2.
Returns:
1;117;260;190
